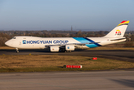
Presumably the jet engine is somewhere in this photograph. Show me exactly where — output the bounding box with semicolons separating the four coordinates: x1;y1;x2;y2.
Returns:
65;45;75;51
50;46;60;52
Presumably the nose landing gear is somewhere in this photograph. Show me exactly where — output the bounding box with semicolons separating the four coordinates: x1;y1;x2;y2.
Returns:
16;48;19;53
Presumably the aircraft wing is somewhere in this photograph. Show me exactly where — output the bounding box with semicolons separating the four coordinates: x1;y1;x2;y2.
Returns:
45;42;100;47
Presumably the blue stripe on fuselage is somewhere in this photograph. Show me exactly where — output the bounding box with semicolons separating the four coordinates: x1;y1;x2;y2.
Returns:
84;37;101;47
73;37;101;48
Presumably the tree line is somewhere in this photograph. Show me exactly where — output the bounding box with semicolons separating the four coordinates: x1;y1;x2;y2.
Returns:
0;30;134;47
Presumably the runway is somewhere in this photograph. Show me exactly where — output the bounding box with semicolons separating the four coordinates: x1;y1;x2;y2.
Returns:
0;49;134;62
0;71;134;90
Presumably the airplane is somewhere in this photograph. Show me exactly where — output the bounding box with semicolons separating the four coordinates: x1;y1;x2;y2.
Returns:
5;20;129;53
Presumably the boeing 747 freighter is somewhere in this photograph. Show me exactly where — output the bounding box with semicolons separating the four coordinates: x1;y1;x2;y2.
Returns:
5;20;129;52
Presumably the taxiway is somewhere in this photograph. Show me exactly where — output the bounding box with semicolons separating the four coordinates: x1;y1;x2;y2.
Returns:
0;71;134;90
0;49;134;62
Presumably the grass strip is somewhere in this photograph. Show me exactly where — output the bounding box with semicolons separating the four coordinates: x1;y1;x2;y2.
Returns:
0;55;134;72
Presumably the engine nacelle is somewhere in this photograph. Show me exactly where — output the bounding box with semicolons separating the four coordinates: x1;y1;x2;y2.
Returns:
50;46;60;52
65;45;75;51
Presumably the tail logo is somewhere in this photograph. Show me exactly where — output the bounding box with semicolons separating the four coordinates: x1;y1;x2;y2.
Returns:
115;30;121;35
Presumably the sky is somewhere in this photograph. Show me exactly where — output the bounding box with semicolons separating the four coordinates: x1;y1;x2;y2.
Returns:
0;0;134;31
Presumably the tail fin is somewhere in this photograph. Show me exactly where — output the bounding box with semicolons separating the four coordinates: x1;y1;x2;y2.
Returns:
104;20;129;37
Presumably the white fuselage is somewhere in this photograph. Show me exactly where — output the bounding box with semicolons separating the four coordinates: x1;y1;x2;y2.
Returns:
5;36;126;49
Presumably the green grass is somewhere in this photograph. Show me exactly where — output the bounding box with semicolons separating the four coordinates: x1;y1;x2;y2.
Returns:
0;55;134;72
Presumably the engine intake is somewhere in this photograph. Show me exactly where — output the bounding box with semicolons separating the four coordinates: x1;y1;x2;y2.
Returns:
50;46;59;52
65;45;75;51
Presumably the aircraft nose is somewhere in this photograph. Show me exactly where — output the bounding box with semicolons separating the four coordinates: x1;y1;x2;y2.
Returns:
5;41;11;46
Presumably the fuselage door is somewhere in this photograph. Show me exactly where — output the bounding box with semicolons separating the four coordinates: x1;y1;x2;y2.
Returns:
19;41;21;45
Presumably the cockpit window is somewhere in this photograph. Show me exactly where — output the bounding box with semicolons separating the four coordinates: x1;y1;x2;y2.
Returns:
12;37;16;39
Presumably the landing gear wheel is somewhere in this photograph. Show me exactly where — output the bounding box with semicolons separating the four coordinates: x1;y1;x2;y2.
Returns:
16;48;19;53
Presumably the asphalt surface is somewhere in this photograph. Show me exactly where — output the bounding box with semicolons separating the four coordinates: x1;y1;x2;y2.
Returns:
0;71;134;90
0;49;134;62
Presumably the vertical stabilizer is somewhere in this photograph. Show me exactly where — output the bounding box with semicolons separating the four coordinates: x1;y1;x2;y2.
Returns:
105;21;129;37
